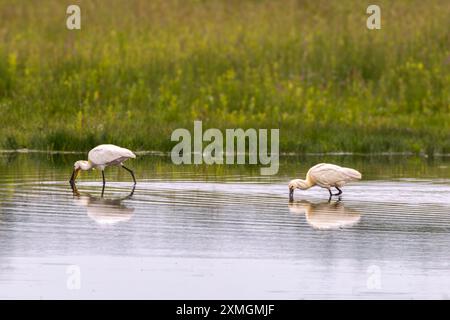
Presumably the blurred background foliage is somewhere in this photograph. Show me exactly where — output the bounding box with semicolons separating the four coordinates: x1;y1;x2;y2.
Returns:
0;0;449;153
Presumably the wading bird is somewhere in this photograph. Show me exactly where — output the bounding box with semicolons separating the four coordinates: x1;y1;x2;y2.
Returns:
70;144;136;187
289;163;361;201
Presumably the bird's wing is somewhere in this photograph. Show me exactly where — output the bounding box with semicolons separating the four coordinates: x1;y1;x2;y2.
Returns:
88;144;136;165
309;164;361;186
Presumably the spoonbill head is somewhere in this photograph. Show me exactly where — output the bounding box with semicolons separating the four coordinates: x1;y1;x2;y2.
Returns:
70;144;137;186
71;160;92;181
289;163;361;201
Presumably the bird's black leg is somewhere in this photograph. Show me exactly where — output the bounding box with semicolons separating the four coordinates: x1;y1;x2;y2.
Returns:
102;170;106;186
328;189;332;202
334;187;343;196
101;183;105;198
122;165;136;185
127;184;136;198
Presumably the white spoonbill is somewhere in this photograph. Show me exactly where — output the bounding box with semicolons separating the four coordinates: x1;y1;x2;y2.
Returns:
289;163;361;200
70;144;137;186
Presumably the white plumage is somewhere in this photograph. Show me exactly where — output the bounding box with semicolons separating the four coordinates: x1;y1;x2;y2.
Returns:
289;163;362;200
88;144;136;170
70;144;137;186
307;163;361;188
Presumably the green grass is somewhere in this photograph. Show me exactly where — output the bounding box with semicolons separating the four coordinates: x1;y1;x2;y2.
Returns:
0;0;449;153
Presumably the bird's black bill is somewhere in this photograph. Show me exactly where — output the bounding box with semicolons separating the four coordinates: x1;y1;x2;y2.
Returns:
70;170;76;184
289;188;294;201
69;169;80;185
70;182;80;196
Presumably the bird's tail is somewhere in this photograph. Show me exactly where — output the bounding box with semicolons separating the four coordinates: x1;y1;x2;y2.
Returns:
124;149;136;159
343;168;362;180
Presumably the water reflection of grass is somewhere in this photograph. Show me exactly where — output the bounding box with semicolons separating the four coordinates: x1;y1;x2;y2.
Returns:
1;153;449;182
0;0;449;153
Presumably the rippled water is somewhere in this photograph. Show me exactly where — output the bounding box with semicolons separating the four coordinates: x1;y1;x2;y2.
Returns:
0;153;449;299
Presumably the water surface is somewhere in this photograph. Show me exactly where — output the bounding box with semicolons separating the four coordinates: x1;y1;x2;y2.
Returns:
0;153;449;299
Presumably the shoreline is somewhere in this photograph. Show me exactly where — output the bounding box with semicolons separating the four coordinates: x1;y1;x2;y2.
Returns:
1;149;449;157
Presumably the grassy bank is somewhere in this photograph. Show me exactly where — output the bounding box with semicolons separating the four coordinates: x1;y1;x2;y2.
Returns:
0;0;449;153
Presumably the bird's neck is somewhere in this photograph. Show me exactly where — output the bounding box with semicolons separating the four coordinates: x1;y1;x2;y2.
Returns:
304;174;315;188
80;161;93;171
303;179;314;189
294;178;313;190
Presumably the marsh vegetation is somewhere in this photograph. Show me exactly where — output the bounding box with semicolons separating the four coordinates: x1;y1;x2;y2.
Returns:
0;0;449;153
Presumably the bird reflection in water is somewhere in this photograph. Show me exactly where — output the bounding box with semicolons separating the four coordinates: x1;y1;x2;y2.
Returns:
288;199;361;230
71;183;135;225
